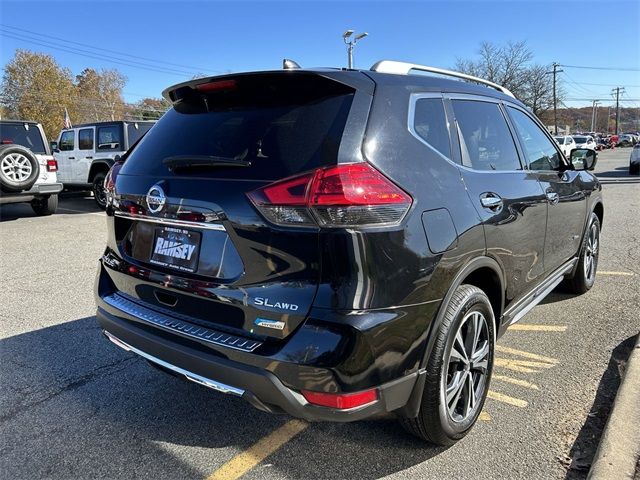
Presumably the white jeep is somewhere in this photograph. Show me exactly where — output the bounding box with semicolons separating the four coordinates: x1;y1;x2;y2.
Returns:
53;120;155;208
0;120;62;215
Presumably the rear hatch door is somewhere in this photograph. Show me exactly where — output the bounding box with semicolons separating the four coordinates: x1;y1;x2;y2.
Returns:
109;71;372;340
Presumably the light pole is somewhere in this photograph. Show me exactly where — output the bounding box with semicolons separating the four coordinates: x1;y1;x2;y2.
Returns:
343;30;368;69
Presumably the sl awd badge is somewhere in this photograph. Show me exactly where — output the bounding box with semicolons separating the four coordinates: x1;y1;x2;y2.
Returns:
254;318;286;330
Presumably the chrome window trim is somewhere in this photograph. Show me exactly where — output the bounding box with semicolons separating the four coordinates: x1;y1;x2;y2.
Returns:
114;211;226;231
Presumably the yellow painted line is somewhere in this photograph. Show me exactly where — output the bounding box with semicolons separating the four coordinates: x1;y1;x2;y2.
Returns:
598;271;635;276
206;420;308;480
487;390;528;408
493;360;537;373
495;345;559;364
492;374;540;390
494;358;555;368
479;410;492;421
508;324;567;332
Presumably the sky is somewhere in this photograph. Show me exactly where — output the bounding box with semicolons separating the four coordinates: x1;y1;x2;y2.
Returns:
1;0;639;111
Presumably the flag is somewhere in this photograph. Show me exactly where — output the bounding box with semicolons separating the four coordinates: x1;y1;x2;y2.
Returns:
63;108;72;129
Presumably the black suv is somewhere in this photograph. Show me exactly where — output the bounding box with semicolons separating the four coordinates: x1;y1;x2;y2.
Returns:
95;60;603;445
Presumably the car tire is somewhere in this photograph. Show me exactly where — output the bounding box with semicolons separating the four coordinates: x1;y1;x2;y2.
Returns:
400;284;494;445
564;212;600;294
31;194;58;216
0;144;40;193
630;164;640;175
92;172;107;210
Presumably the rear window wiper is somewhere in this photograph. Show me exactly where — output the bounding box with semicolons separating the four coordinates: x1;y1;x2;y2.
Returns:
163;155;251;171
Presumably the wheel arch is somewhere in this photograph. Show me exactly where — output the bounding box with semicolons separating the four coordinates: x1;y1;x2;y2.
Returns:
593;201;604;229
88;160;113;183
399;255;505;418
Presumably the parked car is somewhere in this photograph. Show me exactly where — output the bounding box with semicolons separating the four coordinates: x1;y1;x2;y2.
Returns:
630;143;640;175
0;120;62;215
572;135;597;150
595;137;609;151
52;121;155;208
95;61;603;445
553;135;577;157
617;134;635;147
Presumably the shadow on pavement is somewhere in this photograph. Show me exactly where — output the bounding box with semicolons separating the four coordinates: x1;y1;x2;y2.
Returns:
563;334;638;479
0;195;101;221
0;317;444;478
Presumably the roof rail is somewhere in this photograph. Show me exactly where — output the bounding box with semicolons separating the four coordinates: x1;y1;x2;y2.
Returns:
370;60;515;98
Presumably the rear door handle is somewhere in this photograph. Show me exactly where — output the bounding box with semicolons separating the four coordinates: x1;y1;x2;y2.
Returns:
68;156;75;160
546;190;559;205
85;156;93;160
480;192;503;211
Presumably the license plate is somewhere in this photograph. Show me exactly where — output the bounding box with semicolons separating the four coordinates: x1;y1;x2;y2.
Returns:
149;227;201;273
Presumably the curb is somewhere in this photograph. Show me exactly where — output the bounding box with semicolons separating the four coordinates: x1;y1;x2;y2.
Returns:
588;333;640;480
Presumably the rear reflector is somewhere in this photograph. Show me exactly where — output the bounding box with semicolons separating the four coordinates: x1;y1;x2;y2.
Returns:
301;388;378;409
248;163;412;228
46;158;58;172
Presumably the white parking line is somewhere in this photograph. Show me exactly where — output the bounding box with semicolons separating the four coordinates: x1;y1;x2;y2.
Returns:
57;207;104;216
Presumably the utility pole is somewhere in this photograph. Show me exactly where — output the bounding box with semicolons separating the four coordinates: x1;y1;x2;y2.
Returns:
590;100;600;132
547;62;563;135
612;87;625;135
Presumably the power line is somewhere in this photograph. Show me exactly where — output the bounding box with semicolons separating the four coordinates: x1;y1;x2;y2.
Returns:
0;31;198;77
0;24;220;74
561;64;640;72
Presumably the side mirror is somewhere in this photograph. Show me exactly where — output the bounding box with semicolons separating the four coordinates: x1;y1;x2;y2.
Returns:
570;148;597;171
50;141;59;153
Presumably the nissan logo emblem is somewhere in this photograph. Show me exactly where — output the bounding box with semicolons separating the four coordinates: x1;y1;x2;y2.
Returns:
146;184;166;213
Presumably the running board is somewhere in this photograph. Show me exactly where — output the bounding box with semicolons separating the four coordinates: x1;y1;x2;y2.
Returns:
503;258;577;326
103;330;245;396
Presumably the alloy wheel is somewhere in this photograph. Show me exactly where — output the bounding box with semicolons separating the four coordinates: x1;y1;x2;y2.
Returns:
1;153;32;182
443;310;490;423
584;223;599;281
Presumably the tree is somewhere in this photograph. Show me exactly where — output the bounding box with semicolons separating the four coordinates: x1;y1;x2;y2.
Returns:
76;68;127;122
1;49;76;140
455;41;561;116
127;97;171;120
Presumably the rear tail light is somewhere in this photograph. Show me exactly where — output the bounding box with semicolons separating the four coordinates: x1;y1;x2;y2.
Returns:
46;158;58;172
301;388;378;409
247;163;412;228
105;161;124;206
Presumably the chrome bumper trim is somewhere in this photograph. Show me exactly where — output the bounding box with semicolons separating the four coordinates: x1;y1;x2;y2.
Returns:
102;293;262;353
103;330;245;396
114;211;226;231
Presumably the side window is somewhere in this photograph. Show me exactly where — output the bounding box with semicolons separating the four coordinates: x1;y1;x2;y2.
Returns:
59;130;74;151
78;128;94;150
451;100;521;171
97;125;122;151
507;107;562;171
412;97;451;159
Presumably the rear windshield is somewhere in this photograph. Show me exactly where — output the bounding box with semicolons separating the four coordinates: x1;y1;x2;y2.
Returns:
121;74;354;180
0;123;46;153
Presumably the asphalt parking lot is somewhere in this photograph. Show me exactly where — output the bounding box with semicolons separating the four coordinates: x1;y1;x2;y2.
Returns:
1;149;638;480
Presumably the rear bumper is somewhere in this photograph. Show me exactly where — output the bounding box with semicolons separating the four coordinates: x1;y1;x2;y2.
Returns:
0;182;63;204
97;305;420;422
